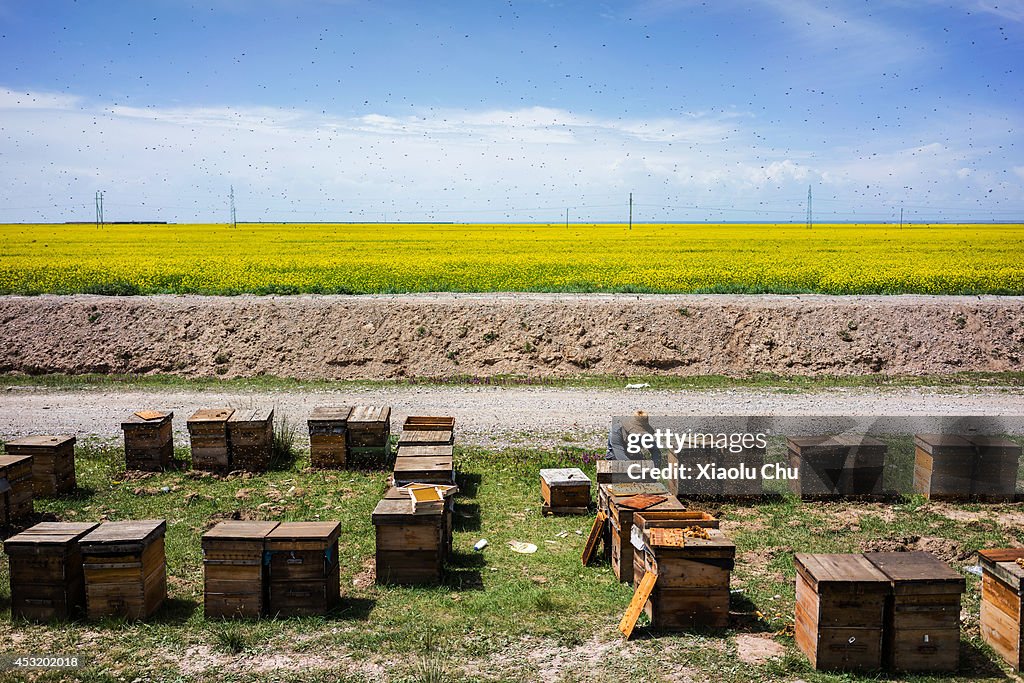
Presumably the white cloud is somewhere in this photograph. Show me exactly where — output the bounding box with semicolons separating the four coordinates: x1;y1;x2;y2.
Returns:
0;88;81;110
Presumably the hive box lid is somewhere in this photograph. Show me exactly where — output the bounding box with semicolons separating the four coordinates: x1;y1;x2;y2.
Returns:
229;407;274;425
914;433;974;454
396;445;454;458
864;551;966;594
266;521;341;542
80;520;167;552
203;520;280;541
372;495;443;522
122;411;172;428
188;408;234;423
968;436;1022;455
4;522;100;549
540;467;591;487
394;455;454;472
787;434;886;453
978;549;1024;591
605;482;670;497
5;435;76;449
794;553;890;590
348;406;391;424
647;527;736;555
308;406;352;423
0;454;33;468
399;429;453;443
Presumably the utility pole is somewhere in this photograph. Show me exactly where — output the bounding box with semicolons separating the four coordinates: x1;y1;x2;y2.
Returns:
806;185;812;229
899;206;904;229
629;192;633;230
565;208;569;229
229;185;237;229
95;191;105;228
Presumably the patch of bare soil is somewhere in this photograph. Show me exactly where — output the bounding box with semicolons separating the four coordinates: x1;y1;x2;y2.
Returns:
860;535;972;563
735;634;787;664
1;293;1021;379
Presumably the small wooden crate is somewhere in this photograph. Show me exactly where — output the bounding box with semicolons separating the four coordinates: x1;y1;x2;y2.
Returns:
393;445;455;486
4;521;99;621
0;454;35;523
403;416;455;432
914;434;1020;502
373;494;445;585
264;522;341;617
666;437;765;499
794;553;889;672
347;406;392;464
607;482;685;583
787;435;887;499
5;435;77;496
80;520;167;620
308;406;351;469
202;521;280;619
228;408;274;472
865;551;965;672
596;459;656;484
398;429;454;447
540;467;591;515
979;548;1024;670
121;411;174;471
632;525;734;629
187;408;234;472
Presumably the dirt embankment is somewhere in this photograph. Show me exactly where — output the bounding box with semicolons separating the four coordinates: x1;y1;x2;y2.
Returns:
0;293;1021;379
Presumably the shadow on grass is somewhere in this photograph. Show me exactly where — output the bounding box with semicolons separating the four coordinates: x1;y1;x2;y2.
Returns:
453;502;481;532
444;551;485;591
455;472;481;498
331;596;376;621
960;639;1010;680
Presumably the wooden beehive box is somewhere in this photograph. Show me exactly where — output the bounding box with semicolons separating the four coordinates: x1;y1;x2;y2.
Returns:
187;408;234;472
539;467;591;515
121;411;174;471
393;445;455;486
3;521;99;621
202;520;280;619
978;548;1024;670
607;482;685;583
264;522;341;617
5;435;77;496
794;553;889;672
666;437;765;499
787;435;887;499
865;551;965;672
347;406;392;464
372;494;445;585
308;406;351;469
403;416;455;432
630;511;720;594
80;520;167;620
914;434;1019;501
596;459;656;484
228;408;274;472
633;525;735;629
398;429;454;447
384;484;455;560
0;454;35;524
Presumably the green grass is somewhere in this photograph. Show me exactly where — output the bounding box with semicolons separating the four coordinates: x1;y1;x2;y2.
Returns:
2;441;1023;681
2;370;1023;393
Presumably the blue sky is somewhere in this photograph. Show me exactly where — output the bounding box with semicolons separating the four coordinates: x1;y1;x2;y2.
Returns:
0;0;1021;222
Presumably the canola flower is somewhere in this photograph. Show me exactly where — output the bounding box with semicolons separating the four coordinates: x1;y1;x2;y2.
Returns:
0;222;1021;295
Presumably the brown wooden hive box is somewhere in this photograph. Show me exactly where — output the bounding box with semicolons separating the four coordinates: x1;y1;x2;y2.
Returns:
121;412;174;471
914;434;1020;502
383;485;455;560
666;437;765;499
787;435;887;499
398;429;454;447
4;521;100;621
0;453;35;524
606;482;685;583
264;522;341;617
228;408;274;472
347;405;392;447
403;416;455;432
632;524;734;630
978;548;1024;670
630;510;721;600
795;553;889;672
80;520;167;620
202;520;280;619
372;494;445;585
596;459;657;484
187;408;234;472
5;435;77;497
539;467;591;514
865;551;965;672
308;405;351;469
393;445;455;486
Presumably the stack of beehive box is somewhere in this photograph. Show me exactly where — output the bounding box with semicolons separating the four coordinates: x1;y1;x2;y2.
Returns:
80;520;167;620
787;435;887;499
630;510;729;629
3;522;99;621
393;416;455;487
308;406;351;468
5;435;77;496
228;408;275;471
604;482;686;582
202;520;280;618
914;434;1020;501
979;548;1024;670
596;458;656;485
795;551;964;672
0;454;34;524
264;522;341;617
121;411;174;471
187;408;234;472
346;406;392;466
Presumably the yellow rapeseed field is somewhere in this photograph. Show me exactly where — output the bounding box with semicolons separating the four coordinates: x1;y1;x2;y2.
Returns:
0;222;1021;295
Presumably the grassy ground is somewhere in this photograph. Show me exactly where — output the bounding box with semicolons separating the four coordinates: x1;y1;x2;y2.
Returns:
2;439;1024;682
2;371;1023;392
